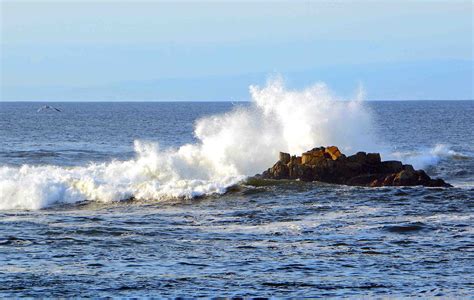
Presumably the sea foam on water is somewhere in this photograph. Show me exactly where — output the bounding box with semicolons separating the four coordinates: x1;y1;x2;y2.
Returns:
0;78;451;210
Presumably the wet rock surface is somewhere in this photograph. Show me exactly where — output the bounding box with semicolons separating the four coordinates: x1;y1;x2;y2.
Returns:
258;146;451;187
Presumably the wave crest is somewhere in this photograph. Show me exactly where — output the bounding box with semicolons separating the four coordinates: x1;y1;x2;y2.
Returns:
390;144;466;169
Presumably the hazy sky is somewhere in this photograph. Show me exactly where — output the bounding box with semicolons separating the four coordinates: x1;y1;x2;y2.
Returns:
1;0;473;101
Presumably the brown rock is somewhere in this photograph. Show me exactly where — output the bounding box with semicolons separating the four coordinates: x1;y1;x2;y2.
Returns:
393;170;416;186
428;178;449;187
416;170;431;183
269;161;289;179
300;166;315;182
258;146;451;188
367;153;381;164
287;155;302;165
325;146;342;160
301;148;326;165
301;153;312;165
346;174;380;186
347;152;367;164
279;152;290;164
379;161;403;173
382;174;397;186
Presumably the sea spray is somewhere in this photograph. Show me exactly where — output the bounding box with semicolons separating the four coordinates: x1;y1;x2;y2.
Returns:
0;78;382;210
389;143;466;170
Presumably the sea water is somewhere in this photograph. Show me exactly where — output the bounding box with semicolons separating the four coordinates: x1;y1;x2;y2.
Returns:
0;81;473;297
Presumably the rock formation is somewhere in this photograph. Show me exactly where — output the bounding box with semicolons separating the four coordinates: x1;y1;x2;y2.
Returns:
258;146;451;187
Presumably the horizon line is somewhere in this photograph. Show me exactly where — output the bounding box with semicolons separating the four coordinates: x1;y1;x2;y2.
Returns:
1;99;473;103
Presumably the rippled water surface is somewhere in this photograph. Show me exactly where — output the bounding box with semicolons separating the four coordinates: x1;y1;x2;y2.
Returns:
0;101;473;297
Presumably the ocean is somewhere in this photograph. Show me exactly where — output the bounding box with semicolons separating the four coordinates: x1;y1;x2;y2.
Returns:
0;86;473;296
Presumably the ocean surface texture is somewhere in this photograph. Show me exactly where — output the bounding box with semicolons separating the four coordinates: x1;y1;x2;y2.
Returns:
0;96;473;297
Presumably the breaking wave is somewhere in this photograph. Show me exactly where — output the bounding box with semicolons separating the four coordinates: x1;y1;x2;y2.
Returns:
5;78;467;210
389;144;468;170
0;78;377;210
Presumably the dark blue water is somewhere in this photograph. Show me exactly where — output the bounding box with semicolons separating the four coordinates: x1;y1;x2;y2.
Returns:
0;102;231;166
0;101;473;297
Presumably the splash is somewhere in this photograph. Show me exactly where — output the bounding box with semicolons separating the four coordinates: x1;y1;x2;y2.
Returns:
390;144;466;170
0;78;377;210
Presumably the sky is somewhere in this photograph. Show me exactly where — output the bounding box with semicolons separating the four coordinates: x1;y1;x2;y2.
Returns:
0;0;473;101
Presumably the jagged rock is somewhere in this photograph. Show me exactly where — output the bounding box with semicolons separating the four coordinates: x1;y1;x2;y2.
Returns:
259;146;451;187
393;169;416;186
379;161;403;173
325;146;342;160
301;147;327;165
367;153;381;164
279;152;291;164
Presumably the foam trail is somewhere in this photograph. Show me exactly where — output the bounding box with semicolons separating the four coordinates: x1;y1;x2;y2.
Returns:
0;78;377;210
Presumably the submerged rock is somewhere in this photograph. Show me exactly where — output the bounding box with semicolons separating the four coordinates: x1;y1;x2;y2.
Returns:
258;146;451;187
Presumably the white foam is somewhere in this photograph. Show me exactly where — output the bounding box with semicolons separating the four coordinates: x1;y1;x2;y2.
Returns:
388;144;465;169
0;78;377;210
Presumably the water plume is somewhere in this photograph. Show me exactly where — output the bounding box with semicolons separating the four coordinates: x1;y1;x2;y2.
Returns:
0;78;377;210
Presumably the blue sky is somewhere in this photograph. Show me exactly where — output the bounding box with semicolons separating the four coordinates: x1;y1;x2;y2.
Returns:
1;0;472;101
